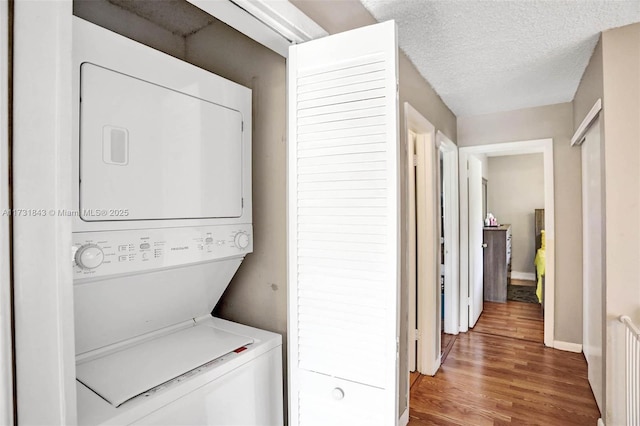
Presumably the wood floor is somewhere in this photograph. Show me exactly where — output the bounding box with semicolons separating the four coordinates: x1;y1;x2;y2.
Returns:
408;301;600;425
472;301;544;343
510;278;536;287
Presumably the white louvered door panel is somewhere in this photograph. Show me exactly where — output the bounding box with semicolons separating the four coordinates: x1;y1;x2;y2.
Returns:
288;21;399;426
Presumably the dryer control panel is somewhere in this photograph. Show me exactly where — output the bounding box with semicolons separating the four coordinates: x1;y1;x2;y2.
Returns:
72;224;252;280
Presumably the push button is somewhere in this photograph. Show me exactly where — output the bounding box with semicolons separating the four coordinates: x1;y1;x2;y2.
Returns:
140;243;151;249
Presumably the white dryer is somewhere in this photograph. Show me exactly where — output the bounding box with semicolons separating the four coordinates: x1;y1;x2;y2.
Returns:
71;17;282;426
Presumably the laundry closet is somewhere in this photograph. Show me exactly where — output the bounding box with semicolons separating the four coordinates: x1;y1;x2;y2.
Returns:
70;1;286;424
12;1;291;424
12;2;407;424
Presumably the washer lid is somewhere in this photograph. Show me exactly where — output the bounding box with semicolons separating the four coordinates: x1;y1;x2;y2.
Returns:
76;324;253;407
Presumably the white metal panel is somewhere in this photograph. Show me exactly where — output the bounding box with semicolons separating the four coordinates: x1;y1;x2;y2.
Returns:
77;325;252;407
468;156;484;327
74;258;242;354
581;117;604;412
76;317;283;426
135;346;283;426
288;20;399;425
73;17;252;232
80;63;243;221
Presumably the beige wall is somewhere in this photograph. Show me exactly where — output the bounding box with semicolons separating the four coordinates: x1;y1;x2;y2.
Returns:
600;22;640;425
487;154;544;275
572;32;606;420
73;0;186;60
572;23;640;424
458;102;583;344
185;20;287;341
291;0;457;416
573;38;603;131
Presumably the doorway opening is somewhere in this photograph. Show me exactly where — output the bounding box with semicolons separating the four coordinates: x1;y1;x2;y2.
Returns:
459;139;555;347
406;103;459;383
437;132;459;358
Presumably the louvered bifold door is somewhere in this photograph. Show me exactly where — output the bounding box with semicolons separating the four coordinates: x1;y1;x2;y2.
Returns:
287;21;400;426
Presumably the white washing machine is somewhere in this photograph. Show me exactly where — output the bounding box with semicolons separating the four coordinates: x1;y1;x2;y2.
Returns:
71;17;283;426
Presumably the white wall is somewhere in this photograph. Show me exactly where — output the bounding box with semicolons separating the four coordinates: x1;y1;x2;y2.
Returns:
487;154;544;275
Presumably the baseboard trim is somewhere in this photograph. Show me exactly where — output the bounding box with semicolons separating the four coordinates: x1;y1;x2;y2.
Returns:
399;408;409;426
553;340;582;353
511;271;536;281
597;418;604;426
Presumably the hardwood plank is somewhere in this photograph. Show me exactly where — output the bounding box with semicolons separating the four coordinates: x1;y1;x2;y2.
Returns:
410;371;420;388
409;301;600;425
511;278;536;287
472;301;544;343
441;332;457;362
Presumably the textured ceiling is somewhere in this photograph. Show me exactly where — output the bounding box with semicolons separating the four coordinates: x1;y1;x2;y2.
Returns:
108;0;216;36
360;0;640;117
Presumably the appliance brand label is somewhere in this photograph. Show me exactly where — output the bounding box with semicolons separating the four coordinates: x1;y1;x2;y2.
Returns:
170;246;189;251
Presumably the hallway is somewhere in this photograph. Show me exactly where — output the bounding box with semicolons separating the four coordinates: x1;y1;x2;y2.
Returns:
408;302;600;425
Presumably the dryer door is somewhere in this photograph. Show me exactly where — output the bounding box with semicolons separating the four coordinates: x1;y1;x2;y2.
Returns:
79;63;244;221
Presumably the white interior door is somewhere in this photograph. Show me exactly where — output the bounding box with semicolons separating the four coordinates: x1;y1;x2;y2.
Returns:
287;20;400;426
581;117;603;412
439;135;459;335
468;156;484;327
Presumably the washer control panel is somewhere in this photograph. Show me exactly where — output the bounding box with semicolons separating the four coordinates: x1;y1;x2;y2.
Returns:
72;224;252;279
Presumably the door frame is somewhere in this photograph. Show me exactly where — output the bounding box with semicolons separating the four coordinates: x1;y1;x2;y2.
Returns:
13;1;77;424
0;1;13;423
436;132;459;335
404;103;441;376
406;128;418;373
459;139;555;347
466;155;484;327
186;0;327;57
574;111;604;414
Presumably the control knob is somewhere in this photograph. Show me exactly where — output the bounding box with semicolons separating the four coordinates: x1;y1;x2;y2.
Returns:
75;244;105;270
234;232;250;249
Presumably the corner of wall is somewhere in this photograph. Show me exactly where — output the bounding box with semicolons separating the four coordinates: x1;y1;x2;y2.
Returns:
572;35;603;132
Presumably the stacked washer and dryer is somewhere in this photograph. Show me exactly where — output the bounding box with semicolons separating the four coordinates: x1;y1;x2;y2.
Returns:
71;17;283;426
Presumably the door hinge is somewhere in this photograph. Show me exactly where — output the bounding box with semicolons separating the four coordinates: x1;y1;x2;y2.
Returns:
413;154;418;167
415;328;420;341
241;121;244;132
241;198;244;208
468;297;472;306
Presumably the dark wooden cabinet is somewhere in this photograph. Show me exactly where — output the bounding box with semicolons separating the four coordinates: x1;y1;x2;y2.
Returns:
483;225;512;303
